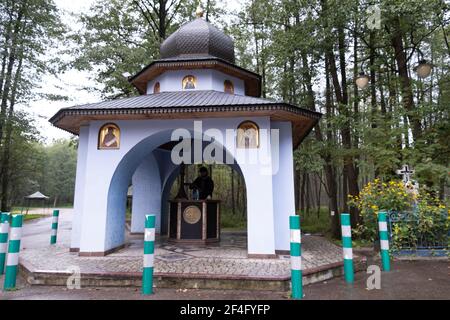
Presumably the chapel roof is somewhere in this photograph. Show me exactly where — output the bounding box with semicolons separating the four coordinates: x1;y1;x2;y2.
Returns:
49;90;321;147
159;18;235;64
49;11;323;147
129;14;261;96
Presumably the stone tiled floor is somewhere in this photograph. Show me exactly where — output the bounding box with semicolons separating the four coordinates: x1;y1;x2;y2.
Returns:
20;231;344;278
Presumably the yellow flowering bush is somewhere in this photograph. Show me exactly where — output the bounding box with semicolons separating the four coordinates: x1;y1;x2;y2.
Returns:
393;192;450;251
348;179;414;241
349;179;449;250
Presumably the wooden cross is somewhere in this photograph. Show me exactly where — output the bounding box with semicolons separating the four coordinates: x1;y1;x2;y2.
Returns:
396;164;415;183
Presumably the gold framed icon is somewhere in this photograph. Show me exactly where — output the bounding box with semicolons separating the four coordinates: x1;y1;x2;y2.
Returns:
182;75;197;90
154;82;160;93
98;123;120;150
236;121;259;149
224;80;234;94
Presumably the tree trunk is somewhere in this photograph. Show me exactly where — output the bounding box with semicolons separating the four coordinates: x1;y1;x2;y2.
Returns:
316;173;322;218
0;4;25;144
0;53;23;211
342;166;349;213
391;16;422;141
352;15;360;179
305;173;311;215
230;167;235;215
158;0;167;40
301;49;340;237
294;169;300;211
300;172;306;213
326;31;360;226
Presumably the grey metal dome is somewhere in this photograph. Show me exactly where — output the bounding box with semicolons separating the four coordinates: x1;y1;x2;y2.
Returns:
160;18;235;64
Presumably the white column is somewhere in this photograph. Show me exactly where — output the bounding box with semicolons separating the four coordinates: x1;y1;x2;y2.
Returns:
78;124;121;254
271;121;295;252
131;154;162;233
234;118;276;256
70;125;90;250
244;169;276;255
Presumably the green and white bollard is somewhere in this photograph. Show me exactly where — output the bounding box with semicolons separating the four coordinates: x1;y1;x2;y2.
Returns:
142;214;155;295
289;215;303;299
0;212;11;275
50;209;60;244
4;214;23;290
378;211;391;272
340;213;354;283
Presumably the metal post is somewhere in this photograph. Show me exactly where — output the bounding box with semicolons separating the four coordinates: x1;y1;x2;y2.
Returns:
289;215;302;299
50;209;60;244
0;212;11;275
378;211;391;271
340;213;354;283
4;214;23;290
142;214;155;295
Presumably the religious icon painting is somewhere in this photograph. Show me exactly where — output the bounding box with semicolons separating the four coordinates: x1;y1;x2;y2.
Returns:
224;80;234;94
236;121;259;149
154;82;160;94
182;75;196;90
98;123;120;150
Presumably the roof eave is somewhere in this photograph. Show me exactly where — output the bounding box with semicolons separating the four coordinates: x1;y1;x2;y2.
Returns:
128;57;262;96
49;103;322;143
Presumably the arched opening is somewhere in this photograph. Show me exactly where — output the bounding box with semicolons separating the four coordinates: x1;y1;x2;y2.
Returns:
105;129;248;251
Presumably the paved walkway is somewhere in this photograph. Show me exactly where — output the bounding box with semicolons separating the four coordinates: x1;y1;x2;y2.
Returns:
17;209;347;280
3;209;448;299
2;260;448;300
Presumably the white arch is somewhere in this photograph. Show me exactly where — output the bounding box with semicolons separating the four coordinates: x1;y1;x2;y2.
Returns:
73;118;283;256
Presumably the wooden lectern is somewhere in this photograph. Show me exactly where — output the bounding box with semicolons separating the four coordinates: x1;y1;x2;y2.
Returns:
168;199;220;244
168;163;220;244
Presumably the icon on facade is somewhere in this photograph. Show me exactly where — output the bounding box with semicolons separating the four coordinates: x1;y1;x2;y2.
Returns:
98;123;120;149
183;75;197;90
237;121;259;149
224;80;234;94
154;82;160;93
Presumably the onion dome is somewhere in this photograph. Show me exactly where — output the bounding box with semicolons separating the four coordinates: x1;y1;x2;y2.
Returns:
160;17;235;64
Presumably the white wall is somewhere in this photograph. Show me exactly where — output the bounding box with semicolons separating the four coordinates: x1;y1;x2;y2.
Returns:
130;153;162;233
271;121;295;252
75;117;293;255
146;69;245;95
70;125;90;250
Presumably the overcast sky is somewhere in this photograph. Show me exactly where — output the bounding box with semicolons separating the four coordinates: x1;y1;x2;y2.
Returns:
23;0;240;143
22;0;98;142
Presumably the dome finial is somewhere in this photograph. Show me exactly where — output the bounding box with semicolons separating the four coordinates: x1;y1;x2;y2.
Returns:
195;4;204;18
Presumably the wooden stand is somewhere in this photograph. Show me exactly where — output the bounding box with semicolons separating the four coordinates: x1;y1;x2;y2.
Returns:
168;199;220;244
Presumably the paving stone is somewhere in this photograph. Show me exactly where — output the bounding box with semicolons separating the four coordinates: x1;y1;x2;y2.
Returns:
20;233;347;279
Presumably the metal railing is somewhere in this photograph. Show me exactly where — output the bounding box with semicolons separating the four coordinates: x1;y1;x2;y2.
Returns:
387;210;449;253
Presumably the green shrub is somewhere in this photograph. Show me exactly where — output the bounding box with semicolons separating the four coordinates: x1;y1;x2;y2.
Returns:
348;179;413;241
349;179;449;249
391;193;449;250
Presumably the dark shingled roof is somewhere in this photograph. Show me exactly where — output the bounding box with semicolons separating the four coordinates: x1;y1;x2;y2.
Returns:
49;90;322;146
50;90;321;122
160;18;235;64
65;91;283;110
